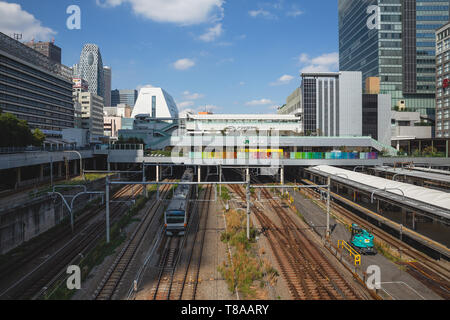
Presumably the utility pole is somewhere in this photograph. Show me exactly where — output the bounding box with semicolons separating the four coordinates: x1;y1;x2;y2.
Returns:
106;176;110;244
326;176;331;239
246;168;251;240
142;161;147;198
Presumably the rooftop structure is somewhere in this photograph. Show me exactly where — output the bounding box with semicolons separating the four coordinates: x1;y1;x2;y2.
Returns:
183;113;303;135
24;39;61;64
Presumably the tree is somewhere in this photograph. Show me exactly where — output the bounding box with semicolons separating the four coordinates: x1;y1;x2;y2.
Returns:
32;129;45;147
0;112;36;148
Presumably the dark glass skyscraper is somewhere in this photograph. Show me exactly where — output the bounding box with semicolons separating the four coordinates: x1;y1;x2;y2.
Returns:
111;89;138;107
339;0;449;118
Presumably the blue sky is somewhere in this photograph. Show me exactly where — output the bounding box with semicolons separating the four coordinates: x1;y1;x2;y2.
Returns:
0;0;339;114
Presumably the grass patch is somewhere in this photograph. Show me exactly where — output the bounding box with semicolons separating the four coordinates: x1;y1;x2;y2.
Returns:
218;209;278;299
374;242;404;265
217;185;231;201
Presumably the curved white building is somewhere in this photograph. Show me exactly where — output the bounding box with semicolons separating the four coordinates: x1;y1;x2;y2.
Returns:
131;88;179;119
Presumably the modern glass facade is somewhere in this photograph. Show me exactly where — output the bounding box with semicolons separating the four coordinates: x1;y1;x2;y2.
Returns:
0;32;74;136
302;78;317;134
111;89;138;107
362;94;379;140
339;0;449;119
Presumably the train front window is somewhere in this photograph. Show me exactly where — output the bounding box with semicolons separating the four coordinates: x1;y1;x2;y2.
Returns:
166;211;185;224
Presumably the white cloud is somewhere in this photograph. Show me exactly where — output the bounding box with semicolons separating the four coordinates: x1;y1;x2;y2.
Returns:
0;1;56;41
270;74;295;86
197;104;220;112
249;9;276;19
245;98;274;106
287;9;303;17
97;0;224;25
287;5;303;18
180;104;221;114
183;91;204;100
299;52;339;73
217;57;234;65
173;58;195;70
178;101;195;109
136;84;154;92
198;23;223;42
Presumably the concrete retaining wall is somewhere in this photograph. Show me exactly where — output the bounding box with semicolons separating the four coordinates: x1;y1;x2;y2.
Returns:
0;196;64;255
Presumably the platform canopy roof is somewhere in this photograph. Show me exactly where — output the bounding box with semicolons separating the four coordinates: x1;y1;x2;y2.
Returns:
309;165;450;215
373;166;450;184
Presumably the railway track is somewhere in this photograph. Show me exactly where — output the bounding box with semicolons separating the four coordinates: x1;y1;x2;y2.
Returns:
94;182;173;300
149;183;213;300
0;183;143;300
0;175;134;284
299;178;450;300
228;182;365;300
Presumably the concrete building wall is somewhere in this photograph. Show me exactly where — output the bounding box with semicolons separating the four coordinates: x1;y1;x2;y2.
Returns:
339;71;362;136
78;92;104;136
391;126;433;140
378;94;392;147
0;196;64;254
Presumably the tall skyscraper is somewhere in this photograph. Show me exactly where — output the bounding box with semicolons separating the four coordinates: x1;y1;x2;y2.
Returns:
111;89;138;107
339;0;449;118
76;44;105;100
103;66;112;107
436;22;450;138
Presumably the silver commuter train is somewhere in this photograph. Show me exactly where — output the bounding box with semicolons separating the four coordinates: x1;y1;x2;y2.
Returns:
164;168;194;236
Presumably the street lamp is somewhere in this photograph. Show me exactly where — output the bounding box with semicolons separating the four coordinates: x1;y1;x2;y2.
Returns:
64;150;84;180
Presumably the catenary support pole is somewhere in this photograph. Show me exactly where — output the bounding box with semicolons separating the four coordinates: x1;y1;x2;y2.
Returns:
246;168;251;240
327;176;331;239
106;176;110;244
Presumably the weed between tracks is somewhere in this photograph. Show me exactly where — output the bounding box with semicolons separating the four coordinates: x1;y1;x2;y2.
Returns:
45;185;158;300
218;208;278;299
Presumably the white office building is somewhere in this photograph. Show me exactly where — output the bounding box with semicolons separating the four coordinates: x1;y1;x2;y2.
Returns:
182;113;302;135
131;87;179;119
302;71;363;137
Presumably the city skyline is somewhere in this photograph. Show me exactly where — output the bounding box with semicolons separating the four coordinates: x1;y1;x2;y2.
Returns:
0;0;339;114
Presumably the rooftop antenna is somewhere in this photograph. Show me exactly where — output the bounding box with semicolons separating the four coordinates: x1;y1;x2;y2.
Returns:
12;33;22;41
